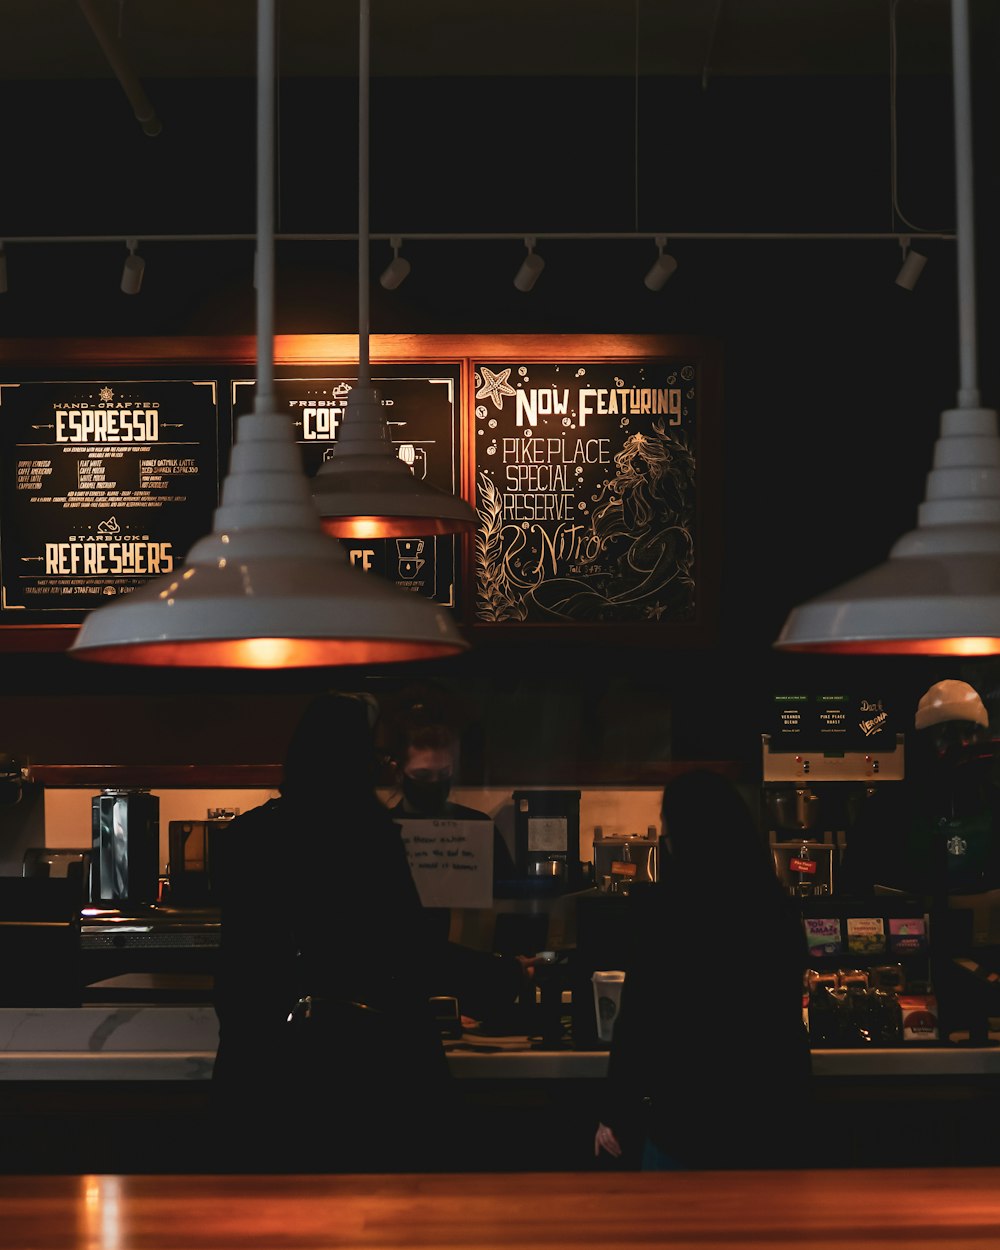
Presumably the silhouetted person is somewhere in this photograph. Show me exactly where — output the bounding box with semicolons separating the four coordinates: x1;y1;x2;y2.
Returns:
841;680;1000;901
212;691;452;1173
386;708;516;880
594;769;811;1170
385;704;533;1026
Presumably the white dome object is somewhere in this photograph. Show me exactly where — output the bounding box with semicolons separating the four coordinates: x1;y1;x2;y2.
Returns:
914;680;989;730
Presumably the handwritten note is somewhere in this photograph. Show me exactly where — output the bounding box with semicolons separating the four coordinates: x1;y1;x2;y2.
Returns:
396;818;494;909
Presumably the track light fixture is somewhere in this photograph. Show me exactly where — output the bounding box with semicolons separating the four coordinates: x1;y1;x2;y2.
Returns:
513;236;545;292
379;236;411;290
644;236;678;291
120;238;144;294
895;236;927;290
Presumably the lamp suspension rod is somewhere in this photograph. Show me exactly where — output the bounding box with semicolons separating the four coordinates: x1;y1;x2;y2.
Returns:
951;0;978;408
357;0;371;390
256;0;275;408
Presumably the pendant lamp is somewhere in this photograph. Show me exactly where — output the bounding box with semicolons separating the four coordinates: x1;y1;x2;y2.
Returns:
775;0;1000;656
69;0;468;668
308;0;476;541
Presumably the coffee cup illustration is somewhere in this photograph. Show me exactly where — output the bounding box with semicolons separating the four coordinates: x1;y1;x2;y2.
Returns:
395;444;427;479
398;557;425;579
395;538;425;558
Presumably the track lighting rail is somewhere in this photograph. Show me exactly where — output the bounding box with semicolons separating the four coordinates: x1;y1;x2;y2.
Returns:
0;231;954;245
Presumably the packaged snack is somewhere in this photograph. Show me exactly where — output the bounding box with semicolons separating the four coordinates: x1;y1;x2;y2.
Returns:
899;993;939;1042
804;917;842;958
847;917;886;955
889;917;928;954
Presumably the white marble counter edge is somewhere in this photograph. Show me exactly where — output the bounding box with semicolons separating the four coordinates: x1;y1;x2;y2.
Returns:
0;1053;217;1080
1;1047;1000;1080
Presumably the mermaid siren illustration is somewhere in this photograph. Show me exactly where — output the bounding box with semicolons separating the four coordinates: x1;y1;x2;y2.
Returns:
476;419;696;624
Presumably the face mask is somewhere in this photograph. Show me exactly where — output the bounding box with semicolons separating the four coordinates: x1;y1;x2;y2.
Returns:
402;775;451;813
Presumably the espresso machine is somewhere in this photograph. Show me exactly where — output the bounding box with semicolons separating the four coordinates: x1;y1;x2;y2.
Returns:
593;828;658;893
762;738;905;897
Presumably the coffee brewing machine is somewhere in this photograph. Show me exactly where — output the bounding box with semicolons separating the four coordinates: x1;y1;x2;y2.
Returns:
762;693;905;899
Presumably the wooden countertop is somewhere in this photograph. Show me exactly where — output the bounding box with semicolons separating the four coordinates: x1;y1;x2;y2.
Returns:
0;1169;998;1249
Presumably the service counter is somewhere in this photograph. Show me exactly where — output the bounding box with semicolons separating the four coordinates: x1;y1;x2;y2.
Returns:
1;1005;1000;1172
1;1004;1000;1080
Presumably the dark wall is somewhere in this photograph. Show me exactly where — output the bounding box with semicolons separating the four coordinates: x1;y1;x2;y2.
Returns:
1;68;997;779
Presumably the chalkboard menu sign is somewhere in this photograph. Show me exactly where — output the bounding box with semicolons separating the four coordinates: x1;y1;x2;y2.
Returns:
232;370;462;608
766;692;899;752
0;378;220;622
0;334;718;646
471;357;707;630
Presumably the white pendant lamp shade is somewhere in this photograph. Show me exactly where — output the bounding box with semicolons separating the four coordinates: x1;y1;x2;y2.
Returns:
309;387;477;541
775;406;1000;655
310;0;476;542
69;408;469;667
68;0;469;668
776;0;996;656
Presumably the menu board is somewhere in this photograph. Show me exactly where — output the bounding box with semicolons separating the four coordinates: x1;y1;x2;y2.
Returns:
471;358;702;627
0;335;717;643
766;692;899;752
0;378;220;621
232;370;462;608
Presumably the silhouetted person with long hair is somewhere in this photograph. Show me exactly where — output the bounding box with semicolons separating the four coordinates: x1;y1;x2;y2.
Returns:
594;769;811;1170
212;691;452;1173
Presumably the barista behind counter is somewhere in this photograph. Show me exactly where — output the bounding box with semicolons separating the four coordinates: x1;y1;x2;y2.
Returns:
385;710;535;1026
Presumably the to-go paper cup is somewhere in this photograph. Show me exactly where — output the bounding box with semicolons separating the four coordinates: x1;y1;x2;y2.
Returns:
591;970;626;1042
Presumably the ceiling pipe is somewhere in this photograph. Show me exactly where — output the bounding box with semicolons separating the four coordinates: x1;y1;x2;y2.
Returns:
76;0;162;137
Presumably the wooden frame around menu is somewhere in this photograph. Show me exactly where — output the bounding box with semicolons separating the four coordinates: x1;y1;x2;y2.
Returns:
0;333;722;651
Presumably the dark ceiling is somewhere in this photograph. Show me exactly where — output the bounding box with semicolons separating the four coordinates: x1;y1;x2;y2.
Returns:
0;0;971;82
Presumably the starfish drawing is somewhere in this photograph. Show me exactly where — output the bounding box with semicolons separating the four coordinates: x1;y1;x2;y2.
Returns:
476;366;516;411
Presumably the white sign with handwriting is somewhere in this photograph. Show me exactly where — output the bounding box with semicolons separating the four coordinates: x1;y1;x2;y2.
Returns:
396;818;494;909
